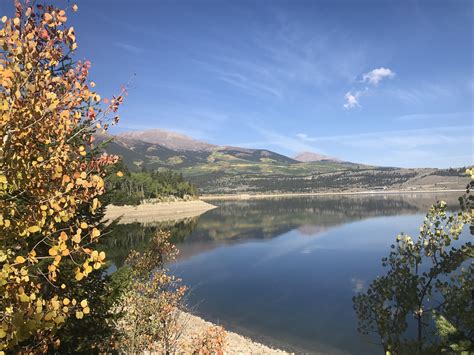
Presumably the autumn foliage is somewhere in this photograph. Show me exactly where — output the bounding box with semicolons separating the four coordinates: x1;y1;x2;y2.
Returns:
117;231;188;353
0;1;124;351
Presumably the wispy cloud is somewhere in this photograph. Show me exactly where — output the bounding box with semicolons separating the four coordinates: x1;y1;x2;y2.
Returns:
236;124;325;154
240;124;472;167
190;13;368;102
386;83;456;105
396;111;472;121
113;42;144;54
291;125;470;149
362;67;396;85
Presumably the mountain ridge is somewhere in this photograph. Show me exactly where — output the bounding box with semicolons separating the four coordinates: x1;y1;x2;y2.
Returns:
101;128;468;195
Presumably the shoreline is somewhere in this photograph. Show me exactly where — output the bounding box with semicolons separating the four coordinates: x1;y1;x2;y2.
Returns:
200;188;465;201
178;311;289;354
104;200;217;224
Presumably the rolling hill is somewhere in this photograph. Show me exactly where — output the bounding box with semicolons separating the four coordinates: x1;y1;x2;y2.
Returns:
100;130;468;195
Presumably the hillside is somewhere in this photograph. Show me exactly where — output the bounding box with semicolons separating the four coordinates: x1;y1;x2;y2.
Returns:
294;151;341;163
101;130;469;195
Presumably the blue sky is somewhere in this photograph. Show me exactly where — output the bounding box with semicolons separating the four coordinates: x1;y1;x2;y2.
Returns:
3;0;472;167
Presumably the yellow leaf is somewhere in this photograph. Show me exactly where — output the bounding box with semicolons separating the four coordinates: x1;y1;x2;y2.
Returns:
91;228;100;238
15;256;26;264
48;248;58;256
80;222;88;229
1;16;6;23
72;234;81;243
116;171;124;177
28;225;41;233
19;293;30;302
75;311;83;319
80;299;87;308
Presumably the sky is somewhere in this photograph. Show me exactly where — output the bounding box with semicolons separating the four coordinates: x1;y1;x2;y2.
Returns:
2;0;473;168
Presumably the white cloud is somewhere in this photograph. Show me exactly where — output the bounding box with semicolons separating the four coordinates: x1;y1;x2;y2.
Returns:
296;133;308;139
113;42;144;54
362;67;395;85
343;91;361;109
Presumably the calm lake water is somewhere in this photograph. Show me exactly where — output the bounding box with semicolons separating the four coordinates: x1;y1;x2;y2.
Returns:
105;192;463;354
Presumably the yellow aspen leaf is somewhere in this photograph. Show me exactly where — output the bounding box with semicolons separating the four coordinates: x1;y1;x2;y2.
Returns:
1;16;6;23
48;248;58;256
44;312;54;321
59;231;68;241
92;198;98;210
63;298;70;305
116;171;124;177
28;225;41;233
19;293;30;302
75;272;84;281
91;228;100;238
83;306;90;314
75;311;83;319
13;17;20;26
80;222;88;229
44;13;53;22
0;328;6;338
15;256;26;264
72;4;78;12
72;234;81;243
80;299;88;308
51;299;60;310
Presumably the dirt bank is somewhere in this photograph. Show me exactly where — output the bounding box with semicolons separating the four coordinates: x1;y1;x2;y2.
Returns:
104;200;217;224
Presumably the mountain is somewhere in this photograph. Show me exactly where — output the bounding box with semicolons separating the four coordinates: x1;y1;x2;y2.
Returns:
294;151;341;163
118;129;217;152
101;129;468;195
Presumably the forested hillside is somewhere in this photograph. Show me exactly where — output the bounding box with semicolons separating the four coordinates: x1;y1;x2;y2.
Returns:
102;132;468;195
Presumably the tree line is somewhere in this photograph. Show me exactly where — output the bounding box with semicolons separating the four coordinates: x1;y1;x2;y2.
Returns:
106;163;199;205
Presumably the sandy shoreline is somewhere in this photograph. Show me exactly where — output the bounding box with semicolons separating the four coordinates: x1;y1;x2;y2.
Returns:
104;200;217;224
177;311;289;354
200;189;465;201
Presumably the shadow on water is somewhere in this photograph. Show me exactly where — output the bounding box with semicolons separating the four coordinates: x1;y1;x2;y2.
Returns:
105;192;468;354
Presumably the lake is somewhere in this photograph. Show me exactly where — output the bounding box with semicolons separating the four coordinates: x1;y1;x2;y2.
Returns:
105;192;464;354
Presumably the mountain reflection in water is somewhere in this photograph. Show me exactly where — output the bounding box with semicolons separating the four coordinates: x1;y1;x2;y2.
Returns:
104;192;464;353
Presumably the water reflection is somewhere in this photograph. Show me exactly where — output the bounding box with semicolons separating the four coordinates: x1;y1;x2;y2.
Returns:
104;193;464;353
